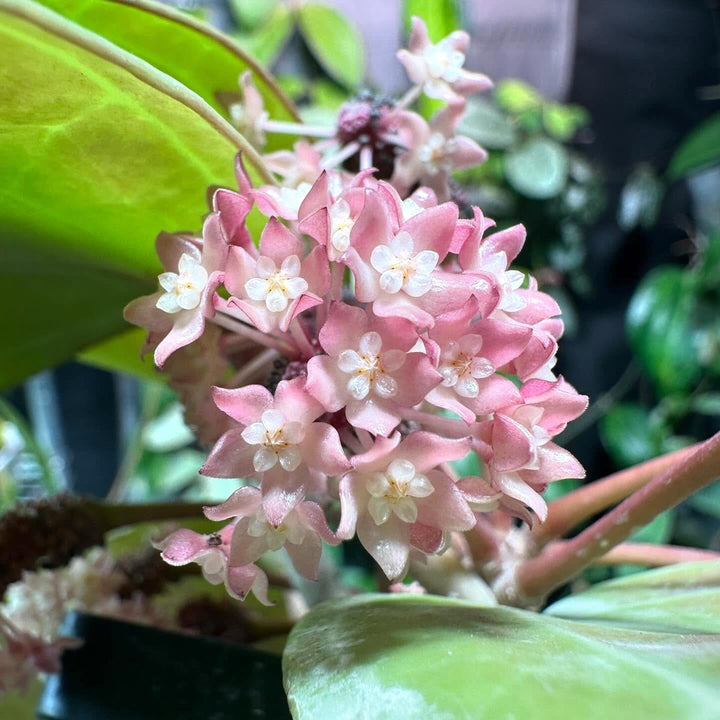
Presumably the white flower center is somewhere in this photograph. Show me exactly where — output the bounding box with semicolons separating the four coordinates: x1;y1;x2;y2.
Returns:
337;331;405;401
370;231;439;297
329;198;355;253
423;39;465;83
245;255;309;313
247;509;306;551
156;253;208;314
439;336;495;398
418;133;457;175
240;409;305;472
482;251;526;312
366;459;434;525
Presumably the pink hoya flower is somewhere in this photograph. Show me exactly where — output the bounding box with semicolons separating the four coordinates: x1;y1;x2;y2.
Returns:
342;192;479;327
228;71;269;147
297;169;372;261
306;302;441;436
157;523;270;604
222;217;330;333
123;213;229;367
397;16;492;102
234;147;322;221
423;296;531;424
475;377;588;522
392;101;487;201
204;486;339;581
202;377;350;522
337;431;475;579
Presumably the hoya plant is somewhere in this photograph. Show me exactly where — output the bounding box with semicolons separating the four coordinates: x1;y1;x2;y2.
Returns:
0;1;719;717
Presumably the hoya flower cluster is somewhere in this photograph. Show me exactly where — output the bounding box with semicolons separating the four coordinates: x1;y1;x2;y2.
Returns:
126;18;587;604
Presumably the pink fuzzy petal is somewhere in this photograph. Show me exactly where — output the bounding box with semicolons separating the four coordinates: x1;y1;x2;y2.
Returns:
156;232;200;271
453;71;494;96
258;217;303;263
464;375;523;416
305;355;348;413
471;318;532;368
224;246;258;298
154;310;204;368
201;428;257;478
212;385;273;425
342;247;381;303
336;474;362;539
297;170;329;222
350;433;402;474
522;442;585;482
409;522;444;554
301;245;331;295
372;293;436;328
204;486;262;521
416;471;475;531
396;432;471;473
401;202;458;258
201;213;230;274
261;466;308;525
393;353;442;407
159;528;209;565
408;15;431;52
233;153;254;196
357;513;411;580
495;473;548;523
285;533;323;580
425;386;477;425
350;189;395;261
317;302;368;357
511;290;561;324
491;415;535;472
297;501;340;545
302;423;350;475
123;292;171;335
226;563;271;605
346;397;401;437
274;377;324;425
298;207;330;246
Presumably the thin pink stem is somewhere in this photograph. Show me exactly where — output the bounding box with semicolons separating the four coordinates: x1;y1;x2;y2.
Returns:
592;542;720;567
396;84;422;109
321;141;360;170
262;119;335;137
533;444;697;547
212;310;298;357
359;145;373;171
464;516;501;565
288;318;315;359
340;428;364;455
355;428;374;451
330;262;344;302
512;431;720;603
230;348;278;387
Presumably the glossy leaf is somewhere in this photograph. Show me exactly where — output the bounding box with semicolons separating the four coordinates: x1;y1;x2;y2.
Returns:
233;3;293;68
0;0;267;388
229;0;276;30
457;97;517;149
600;402;666;467
545;561;720;633
297;3;364;90
626;267;702;393
495;79;542;114
667;113;720;181
505;137;569;199
618;164;665;231
36;0;299;150
284;568;720;720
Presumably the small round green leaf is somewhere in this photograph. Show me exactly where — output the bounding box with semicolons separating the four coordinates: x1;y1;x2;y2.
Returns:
505;137;569;199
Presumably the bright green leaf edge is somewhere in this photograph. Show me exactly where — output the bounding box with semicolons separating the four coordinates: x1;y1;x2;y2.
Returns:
0;0;270;388
36;0;300;152
297;3;365;90
667;113;720;181
284;565;720;720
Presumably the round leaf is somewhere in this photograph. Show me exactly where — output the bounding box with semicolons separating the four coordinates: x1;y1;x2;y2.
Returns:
668;113;720;181
297;3;365;90
457;97;517;149
284;571;720;719
505;137;569;199
626;267;703;394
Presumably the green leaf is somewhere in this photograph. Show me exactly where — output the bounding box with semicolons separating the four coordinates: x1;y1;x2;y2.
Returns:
76;328;160;381
297;3;364;90
618;164;665;231
697;230;720;290
284;567;720;720
600;403;666;467
403;0;459;40
0;0;267;388
688;480;720;518
545;561;720;633
495;79;542;114
36;0;299;150
668;113;720;180
626;267;703;393
692;393;720;417
630;509;674;544
229;0;276;30
233;3;293;68
457;97;517;149
505;137;569;199
542;103;589;141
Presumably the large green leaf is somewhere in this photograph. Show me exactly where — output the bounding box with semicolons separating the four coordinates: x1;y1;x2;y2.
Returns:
626;266;703;393
37;0;299;151
0;0;267;388
545;561;720;633
505;137;569;199
297;3;365;90
599;402;666;467
403;0;459;40
668;113;720;181
284;564;720;719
